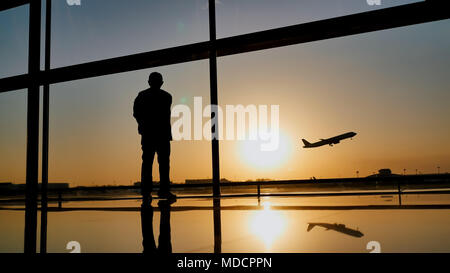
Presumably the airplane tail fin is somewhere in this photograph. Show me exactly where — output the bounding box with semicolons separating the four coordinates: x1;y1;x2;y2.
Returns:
302;139;311;147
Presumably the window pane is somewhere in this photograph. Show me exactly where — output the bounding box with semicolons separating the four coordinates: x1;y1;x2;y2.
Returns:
49;61;211;187
0;6;29;78
51;0;209;68
218;19;450;181
0;89;27;252
217;0;424;38
0;90;27;185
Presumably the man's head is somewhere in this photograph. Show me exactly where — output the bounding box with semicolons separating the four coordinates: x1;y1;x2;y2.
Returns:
148;72;163;89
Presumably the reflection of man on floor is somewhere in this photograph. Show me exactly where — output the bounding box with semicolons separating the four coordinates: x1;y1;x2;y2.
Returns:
140;200;175;254
133;72;176;201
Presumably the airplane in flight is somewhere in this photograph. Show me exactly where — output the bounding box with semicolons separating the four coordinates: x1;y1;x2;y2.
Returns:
307;222;364;238
302;131;357;148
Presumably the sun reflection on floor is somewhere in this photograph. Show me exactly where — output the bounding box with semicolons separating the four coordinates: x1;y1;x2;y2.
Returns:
249;201;287;251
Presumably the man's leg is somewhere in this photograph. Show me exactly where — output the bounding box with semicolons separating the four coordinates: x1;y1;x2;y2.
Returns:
156;140;175;198
141;136;156;200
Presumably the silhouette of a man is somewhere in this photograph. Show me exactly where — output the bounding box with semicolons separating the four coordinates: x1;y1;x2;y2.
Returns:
134;72;176;200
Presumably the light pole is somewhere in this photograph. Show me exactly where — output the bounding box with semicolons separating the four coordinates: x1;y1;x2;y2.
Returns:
438;166;440;175
356;171;359;178
403;168;406;176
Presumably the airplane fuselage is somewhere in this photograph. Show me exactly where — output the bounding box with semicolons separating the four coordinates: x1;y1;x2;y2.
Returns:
302;132;357;148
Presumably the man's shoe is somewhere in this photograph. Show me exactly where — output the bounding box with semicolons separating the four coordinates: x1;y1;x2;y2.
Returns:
141;186;152;201
157;190;177;200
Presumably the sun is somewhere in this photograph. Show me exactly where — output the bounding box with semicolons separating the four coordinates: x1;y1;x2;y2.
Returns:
238;130;292;170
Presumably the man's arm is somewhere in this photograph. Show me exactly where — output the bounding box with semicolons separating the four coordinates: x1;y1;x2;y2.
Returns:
168;93;172;140
168;94;172;116
133;93;142;121
133;93;146;135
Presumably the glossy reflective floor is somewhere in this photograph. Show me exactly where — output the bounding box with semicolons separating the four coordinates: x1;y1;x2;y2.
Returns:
1;193;450;253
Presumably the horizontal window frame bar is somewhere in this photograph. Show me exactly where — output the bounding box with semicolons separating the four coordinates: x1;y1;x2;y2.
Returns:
0;0;29;12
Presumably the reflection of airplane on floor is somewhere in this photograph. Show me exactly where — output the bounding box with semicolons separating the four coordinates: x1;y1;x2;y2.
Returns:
307;222;364;238
302;132;357;148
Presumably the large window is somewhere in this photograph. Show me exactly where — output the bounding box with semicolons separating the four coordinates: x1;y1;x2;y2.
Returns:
0;0;449;254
